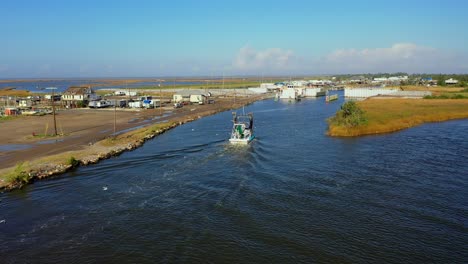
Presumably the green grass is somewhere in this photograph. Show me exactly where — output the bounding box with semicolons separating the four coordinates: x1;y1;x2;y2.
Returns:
0;116;18;122
424;92;468;99
66;156;80;167
328;101;368;128
4;162;32;188
131;80;276;90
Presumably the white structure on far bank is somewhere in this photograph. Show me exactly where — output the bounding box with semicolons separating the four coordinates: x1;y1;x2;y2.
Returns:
445;78;459;85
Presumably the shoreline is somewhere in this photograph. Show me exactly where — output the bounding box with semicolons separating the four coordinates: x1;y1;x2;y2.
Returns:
327;99;468;137
0;95;269;191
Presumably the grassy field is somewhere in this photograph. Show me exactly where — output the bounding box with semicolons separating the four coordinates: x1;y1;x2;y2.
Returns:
0;89;32;97
130;80;267;90
0;116;19;122
391;85;466;94
328;99;468;136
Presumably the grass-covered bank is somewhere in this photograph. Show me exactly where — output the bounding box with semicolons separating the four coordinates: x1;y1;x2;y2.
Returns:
328;99;468;137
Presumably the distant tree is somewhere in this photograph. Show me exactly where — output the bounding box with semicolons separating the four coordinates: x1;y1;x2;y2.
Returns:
328;101;368;127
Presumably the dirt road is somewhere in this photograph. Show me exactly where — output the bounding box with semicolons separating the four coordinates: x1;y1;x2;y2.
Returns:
0;98;248;169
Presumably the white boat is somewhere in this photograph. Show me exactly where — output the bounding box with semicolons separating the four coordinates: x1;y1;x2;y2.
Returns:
229;111;255;144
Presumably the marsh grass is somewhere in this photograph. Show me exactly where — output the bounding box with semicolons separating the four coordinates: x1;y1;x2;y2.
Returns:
0;116;18;122
4;162;32;188
101;121;176;147
328;99;468;136
67;156;80;167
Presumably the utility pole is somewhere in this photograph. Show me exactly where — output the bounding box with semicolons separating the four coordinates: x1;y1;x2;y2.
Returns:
46;87;58;136
159;80;162;115
114;104;116;134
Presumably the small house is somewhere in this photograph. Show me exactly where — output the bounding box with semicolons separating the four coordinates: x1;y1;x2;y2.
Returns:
62;86;95;107
279;88;297;100
4;107;18;116
129;101;143;108
190;94;206;104
445;78;459;85
143;99;161;109
173;90;207;104
18;99;33;108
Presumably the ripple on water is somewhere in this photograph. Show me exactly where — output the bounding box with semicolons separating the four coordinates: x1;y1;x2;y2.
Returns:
1;97;467;263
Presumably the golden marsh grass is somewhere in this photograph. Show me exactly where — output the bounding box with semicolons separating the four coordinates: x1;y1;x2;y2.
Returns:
328;99;468;136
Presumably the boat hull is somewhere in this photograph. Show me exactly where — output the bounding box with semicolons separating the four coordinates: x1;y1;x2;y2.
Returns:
229;135;255;144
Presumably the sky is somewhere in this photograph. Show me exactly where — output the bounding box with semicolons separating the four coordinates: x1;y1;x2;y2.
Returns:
1;0;467;78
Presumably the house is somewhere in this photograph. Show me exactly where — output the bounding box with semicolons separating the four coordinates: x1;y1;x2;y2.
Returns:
18;99;33;108
419;77;437;86
348;76;367;84
142;99;160;109
373;77;388;83
279;88;297;100
304;88;325;97
62;86;96;107
4;107;18;116
173;90;207;104
190;94;206;104
445;78;459;85
260;83;280;91
129;101;143;108
248;87;268;94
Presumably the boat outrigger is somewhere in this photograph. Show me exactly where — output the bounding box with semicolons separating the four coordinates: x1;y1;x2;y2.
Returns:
229;112;255;144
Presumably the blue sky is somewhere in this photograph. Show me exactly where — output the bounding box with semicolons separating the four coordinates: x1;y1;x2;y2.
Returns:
1;0;467;77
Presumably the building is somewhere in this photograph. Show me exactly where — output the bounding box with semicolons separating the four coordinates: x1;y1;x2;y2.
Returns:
173;90;207;104
445;78;459;85
4;107;18;116
18;99;33;108
190;94;206;104
279;88;297;100
62;86;96;107
260;83;280;90
308;80;333;86
348;76;367;84
304;88;325;97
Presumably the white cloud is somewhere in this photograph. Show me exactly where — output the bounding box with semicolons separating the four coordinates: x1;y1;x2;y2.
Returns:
233;46;297;73
316;43;468;74
231;43;467;75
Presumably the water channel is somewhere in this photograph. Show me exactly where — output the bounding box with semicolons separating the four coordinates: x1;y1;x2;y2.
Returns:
1;95;467;263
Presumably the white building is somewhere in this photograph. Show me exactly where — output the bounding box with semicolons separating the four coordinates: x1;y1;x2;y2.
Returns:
173;90;207;104
304;88;325;97
279;88;297;99
445;78;459;85
309;80;332;86
190;94;205;104
260;83;280;90
373;77;388;82
345;88;398;98
62;86;96;107
248;87;268;94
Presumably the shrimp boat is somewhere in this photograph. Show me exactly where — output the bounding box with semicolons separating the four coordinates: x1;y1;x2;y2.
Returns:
229;111;255;144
